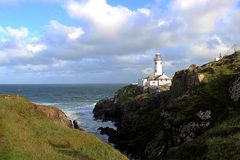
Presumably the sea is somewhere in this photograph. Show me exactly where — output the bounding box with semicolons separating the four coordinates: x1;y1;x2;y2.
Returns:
0;84;125;142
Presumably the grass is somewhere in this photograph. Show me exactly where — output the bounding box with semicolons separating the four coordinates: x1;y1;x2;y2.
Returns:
164;61;240;159
0;95;128;160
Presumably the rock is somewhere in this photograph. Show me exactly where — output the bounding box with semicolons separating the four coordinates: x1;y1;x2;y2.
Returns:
229;77;240;102
145;131;168;160
72;120;83;131
174;121;210;144
73;120;79;129
93;99;115;121
170;68;204;99
188;64;198;72
98;127;117;136
37;105;72;127
196;110;212;120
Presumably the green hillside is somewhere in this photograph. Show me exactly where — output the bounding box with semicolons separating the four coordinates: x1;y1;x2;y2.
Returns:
0;95;128;160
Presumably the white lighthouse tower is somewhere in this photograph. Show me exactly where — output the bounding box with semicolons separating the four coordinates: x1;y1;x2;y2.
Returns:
154;53;163;76
138;52;172;90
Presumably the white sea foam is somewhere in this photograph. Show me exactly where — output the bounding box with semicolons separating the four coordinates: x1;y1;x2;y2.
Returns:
33;102;60;106
63;110;79;120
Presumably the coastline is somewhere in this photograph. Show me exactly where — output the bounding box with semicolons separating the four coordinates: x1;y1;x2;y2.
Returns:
0;84;124;143
0;94;128;160
93;51;240;160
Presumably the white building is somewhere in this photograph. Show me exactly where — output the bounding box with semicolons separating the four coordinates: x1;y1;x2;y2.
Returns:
215;53;223;62
138;53;172;90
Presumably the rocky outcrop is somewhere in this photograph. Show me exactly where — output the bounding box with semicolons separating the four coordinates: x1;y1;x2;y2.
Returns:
93;67;209;159
32;102;85;131
229;77;240;102
72;120;83;130
36;104;83;130
93;99;115;121
93;85;143;122
36;105;72;127
94;52;240;160
98;127;117;137
170;64;205;99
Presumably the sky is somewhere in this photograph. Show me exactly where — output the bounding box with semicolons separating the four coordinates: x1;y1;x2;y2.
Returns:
0;0;240;84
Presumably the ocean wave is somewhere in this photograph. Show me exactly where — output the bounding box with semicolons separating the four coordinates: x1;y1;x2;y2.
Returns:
63;110;79;120
33;102;60;106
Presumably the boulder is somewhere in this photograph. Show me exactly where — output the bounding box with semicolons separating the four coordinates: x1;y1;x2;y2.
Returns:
98;127;117;136
93;99;115;121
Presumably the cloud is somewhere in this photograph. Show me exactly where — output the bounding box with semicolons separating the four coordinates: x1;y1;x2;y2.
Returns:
15;64;48;72
65;0;132;34
6;27;28;39
0;25;47;65
26;44;47;53
137;8;151;16
1;0;240;83
46;20;85;42
172;0;236;34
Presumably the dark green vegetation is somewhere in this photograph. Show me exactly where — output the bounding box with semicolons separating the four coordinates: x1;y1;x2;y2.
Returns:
94;51;240;160
0;95;128;160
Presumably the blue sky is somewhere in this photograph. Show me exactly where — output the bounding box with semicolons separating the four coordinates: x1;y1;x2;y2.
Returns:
0;0;240;84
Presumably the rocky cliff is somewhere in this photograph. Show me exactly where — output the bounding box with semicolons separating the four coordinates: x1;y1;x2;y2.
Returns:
94;51;240;160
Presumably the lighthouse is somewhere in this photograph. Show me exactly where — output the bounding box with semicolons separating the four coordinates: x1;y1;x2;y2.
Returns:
138;52;172;91
154;53;163;76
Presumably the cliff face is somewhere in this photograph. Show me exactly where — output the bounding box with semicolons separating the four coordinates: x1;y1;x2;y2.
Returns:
94;51;240;160
170;64;205;99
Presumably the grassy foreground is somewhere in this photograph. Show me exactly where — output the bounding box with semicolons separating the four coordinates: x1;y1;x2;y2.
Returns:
0;95;128;160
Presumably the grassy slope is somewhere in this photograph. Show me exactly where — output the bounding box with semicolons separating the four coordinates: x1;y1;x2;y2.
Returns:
0;95;128;160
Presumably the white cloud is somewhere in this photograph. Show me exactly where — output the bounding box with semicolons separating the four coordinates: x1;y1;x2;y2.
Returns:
174;0;208;10
142;67;152;75
47;20;84;41
138;8;151;16
158;20;167;27
0;26;47;62
172;0;236;34
0;52;8;64
15;64;48;72
52;59;68;68
114;54;151;64
1;0;240;83
6;27;28;39
65;0;132;34
26;44;47;53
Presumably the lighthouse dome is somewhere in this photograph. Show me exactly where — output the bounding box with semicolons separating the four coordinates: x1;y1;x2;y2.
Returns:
154;53;162;61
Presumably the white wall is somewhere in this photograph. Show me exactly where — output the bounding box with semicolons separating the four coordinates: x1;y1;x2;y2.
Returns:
154;61;163;76
158;79;172;85
138;78;148;86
